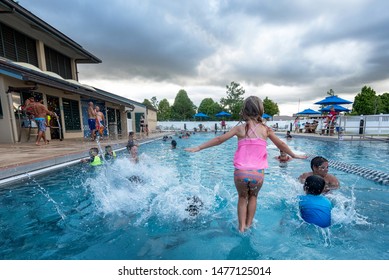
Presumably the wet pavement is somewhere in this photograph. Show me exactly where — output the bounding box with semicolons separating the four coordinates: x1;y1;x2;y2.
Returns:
0;133;168;182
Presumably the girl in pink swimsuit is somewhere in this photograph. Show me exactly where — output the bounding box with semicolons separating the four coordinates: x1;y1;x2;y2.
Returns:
186;96;307;232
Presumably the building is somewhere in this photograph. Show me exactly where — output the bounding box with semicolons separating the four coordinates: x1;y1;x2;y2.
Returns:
0;0;149;143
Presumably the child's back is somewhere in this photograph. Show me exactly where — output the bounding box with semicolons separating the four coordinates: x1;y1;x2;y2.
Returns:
299;175;331;228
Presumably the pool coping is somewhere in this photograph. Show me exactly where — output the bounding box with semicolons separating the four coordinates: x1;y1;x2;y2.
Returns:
0;134;169;187
1;131;387;187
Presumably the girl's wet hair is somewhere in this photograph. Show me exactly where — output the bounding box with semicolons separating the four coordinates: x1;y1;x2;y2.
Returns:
304;175;325;195
310;156;328;170
240;96;264;136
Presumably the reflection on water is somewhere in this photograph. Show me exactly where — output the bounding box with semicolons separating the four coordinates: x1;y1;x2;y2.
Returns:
0;133;388;259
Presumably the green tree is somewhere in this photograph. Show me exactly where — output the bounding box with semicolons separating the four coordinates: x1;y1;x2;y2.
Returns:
380;93;389;114
171;89;196;120
352;86;378;115
220;81;245;120
198;98;222;119
142;99;153;108
263;97;279;116
158;98;171;121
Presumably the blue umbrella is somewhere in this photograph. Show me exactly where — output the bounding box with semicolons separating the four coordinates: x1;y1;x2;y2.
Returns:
262;113;271;118
215;111;231;117
320;104;350;112
297;108;321;115
314;95;352;105
194;112;209;118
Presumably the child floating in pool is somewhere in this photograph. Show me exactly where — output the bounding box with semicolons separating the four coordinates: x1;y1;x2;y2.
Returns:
275;150;292;162
81;147;102;166
275;150;292;168
171;139;177;149
104;145;117;161
299;175;332;228
298;156;340;193
126;131;139;163
185;95;307;232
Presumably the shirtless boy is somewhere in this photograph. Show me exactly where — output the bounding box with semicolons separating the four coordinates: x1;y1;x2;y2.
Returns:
95;106;105;137
298;156;340;193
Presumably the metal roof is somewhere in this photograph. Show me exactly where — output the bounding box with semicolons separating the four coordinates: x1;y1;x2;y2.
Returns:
1;58;136;109
0;0;101;64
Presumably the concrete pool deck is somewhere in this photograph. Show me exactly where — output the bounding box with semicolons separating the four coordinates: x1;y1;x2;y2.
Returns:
0;131;387;183
0;132;170;182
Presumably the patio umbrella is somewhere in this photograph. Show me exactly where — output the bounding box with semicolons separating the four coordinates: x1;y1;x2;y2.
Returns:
215;111;231;117
193;112;209;118
297;108;321;115
320;104;350;112
314;95;352;105
262;113;271;119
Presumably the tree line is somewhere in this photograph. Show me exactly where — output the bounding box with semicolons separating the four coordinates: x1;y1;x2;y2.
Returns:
143;81;279;121
143;83;389;121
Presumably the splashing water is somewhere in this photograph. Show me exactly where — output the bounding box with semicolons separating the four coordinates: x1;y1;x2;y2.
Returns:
1;134;388;260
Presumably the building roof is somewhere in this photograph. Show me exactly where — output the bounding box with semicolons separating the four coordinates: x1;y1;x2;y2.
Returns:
0;0;101;64
1;58;136;109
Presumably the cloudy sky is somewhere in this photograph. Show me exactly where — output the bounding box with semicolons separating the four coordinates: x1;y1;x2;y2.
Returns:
21;0;389;115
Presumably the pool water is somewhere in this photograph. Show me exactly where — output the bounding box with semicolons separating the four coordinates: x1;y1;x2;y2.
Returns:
0;133;388;260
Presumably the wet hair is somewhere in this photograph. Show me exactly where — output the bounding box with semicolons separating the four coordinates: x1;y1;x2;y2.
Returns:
185;196;204;216
304;175;325;195
89;147;99;156
171;140;177;148
310;156;328;171
105;145;112;152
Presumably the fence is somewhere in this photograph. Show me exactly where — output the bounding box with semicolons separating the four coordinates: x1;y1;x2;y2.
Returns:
157;114;389;138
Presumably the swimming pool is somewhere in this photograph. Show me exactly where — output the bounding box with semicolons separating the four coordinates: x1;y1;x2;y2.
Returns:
0;133;388;260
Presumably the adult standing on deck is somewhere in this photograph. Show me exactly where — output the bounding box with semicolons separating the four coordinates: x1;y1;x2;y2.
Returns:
27;96;55;145
88;102;97;140
140;114;145;137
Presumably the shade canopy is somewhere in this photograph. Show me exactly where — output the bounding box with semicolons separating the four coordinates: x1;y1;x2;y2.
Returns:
297;108;321;115
262;113;271;118
193;112;209;118
314;95;352;105
215;111;231;117
320;104;350;112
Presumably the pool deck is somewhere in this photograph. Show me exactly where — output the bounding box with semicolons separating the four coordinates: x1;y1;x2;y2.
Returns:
0;132;170;182
0;131;387;183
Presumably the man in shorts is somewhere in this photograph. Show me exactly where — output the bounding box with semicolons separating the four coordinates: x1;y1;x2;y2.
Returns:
27;96;55;145
88;101;97;140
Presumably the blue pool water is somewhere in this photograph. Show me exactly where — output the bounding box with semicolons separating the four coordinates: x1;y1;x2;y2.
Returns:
0;133;388;260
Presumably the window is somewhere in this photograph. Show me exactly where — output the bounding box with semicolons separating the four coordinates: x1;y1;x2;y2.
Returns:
62;98;81;131
44;46;72;79
0;22;38;66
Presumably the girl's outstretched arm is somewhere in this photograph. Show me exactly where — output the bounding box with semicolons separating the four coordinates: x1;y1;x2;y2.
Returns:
185;127;238;152
268;130;307;159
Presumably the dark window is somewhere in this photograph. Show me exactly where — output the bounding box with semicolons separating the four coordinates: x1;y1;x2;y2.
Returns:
44;46;72;79
107;107;115;123
0;22;38;66
62;98;81;131
116;109;122;135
